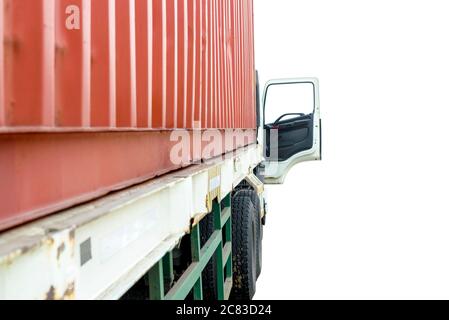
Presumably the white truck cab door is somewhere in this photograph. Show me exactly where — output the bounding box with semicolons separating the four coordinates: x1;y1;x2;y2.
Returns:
262;78;322;184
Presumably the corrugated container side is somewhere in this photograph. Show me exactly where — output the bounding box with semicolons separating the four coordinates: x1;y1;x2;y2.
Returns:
0;0;256;231
0;0;255;131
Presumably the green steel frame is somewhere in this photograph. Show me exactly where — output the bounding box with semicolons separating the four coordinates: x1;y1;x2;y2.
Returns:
148;194;233;300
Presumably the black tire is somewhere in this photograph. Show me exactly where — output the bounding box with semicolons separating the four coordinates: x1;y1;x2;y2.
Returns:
200;212;217;300
235;190;260;215
230;194;258;300
235;190;263;279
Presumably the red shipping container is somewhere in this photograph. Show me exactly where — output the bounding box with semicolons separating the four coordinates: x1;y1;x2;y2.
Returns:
0;0;256;231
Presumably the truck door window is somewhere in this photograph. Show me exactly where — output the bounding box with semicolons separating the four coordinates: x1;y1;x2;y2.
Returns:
264;82;315;125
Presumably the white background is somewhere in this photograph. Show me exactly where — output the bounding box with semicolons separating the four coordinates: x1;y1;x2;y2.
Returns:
254;0;449;299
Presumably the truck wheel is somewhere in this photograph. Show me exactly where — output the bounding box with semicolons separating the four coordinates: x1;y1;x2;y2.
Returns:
235;190;263;279
200;212;217;300
231;194;258;300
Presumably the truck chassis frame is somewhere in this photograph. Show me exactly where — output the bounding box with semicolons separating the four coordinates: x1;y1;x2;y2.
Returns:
149;195;233;300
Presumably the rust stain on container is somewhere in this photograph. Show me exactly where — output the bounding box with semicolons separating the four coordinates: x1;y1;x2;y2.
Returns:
0;0;256;231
